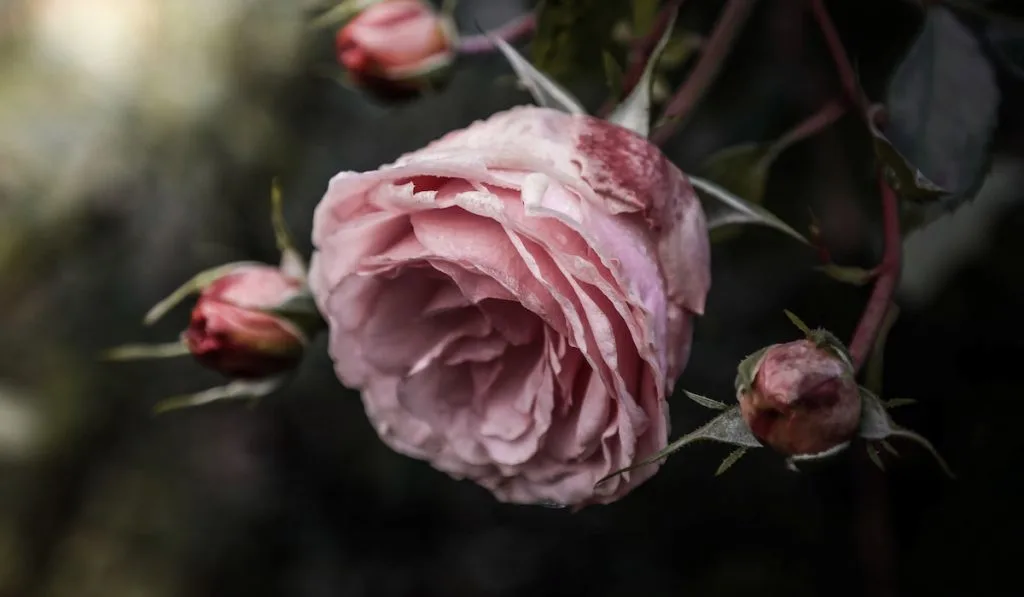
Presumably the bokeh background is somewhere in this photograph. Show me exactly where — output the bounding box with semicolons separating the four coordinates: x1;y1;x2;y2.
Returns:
2;0;1023;596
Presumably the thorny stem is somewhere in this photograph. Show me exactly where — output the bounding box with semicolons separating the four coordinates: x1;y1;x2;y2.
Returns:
848;174;901;372
597;0;688;118
651;0;759;145
767;98;846;162
457;13;536;54
808;0;871;118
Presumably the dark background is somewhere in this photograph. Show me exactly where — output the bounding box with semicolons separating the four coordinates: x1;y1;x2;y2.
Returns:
2;0;1022;596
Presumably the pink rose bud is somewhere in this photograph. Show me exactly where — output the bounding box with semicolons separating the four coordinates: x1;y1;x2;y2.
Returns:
335;0;455;99
185;265;307;379
309;106;712;507
738;340;861;456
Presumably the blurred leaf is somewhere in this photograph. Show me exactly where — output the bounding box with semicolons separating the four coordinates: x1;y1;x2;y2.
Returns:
602;51;624;97
881;439;900;456
881;7;999;204
884;397;917;409
490;30;586;114
858;388;955;478
715;447;747;475
153;376;285;415
985;19;1024;78
783;309;813;337
734;346;770;394
632;0;659;35
103;341;190;361
309;0;382;30
699;143;772;207
684;390;729;410
531;0;632;83
816;264;877;286
658;32;703;69
595;406;762;487
867;443;886;470
689;175;809;245
607;4;678;136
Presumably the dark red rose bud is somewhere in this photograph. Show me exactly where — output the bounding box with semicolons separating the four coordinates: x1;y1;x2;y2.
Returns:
184;265;306;379
737;340;861;455
335;0;455;99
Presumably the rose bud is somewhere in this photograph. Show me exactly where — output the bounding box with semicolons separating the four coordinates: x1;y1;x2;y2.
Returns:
309;106;712;507
335;0;456;100
185;265;307;379
737;340;862;456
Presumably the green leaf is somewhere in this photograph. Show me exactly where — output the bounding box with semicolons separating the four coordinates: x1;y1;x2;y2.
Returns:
683;390;729;410
715;447;748;476
531;0;632;84
881;440;900;456
153;377;285;415
857;388;955;478
631;0;659;35
309;0;383;30
595;407;762;487
607;3;678;136
866;443;886;471
699;143;773;206
881;6;999;203
143;262;257;326
271;179;307;280
783;309;813;337
734;346;770;395
688;175;809;245
884;397;917;409
489;29;586;114
602;51;624;98
102;341;190;361
816;264;877;286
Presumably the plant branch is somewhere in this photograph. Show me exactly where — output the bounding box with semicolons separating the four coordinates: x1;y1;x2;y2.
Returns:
597;0;688;117
808;0;870;118
651;0;759;145
848;173;902;373
457;13;536;54
767;98;846;161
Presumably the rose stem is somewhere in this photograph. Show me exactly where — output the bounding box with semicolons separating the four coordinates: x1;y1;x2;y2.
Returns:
596;0;689;118
457;13;536;54
768;98;846;161
808;0;870;119
650;0;759;145
810;3;902;597
849;174;901;372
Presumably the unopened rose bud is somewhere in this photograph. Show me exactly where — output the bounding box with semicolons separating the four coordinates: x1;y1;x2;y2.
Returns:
737;340;861;455
335;0;455;99
185;265;307;379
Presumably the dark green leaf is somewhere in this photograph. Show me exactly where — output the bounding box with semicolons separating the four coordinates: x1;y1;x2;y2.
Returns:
683;390;729;410
689;175;809;245
531;0;632;84
858;388;955;478
816;264;877;286
866;443;886;471
595;407;762;487
884;397;917;409
882;6;999;202
602;51;624;97
715;447;748;475
783;309;813;336
699;143;772;207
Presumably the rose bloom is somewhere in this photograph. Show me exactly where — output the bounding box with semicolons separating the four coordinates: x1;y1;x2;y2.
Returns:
309;106;711;507
335;0;454;97
185;265;306;379
738;340;861;455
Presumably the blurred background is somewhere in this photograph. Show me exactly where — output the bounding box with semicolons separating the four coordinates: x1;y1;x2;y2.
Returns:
2;0;1023;596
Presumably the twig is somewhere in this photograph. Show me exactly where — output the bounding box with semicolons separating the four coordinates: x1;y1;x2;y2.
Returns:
651;0;759;145
597;0;688;117
848;173;901;372
766;98;846;162
457;13;536;54
808;0;870;117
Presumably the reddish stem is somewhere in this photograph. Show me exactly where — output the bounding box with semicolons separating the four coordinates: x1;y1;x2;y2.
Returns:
457;13;536;54
596;0;688;118
848;174;901;372
651;0;759;145
808;0;870;118
770;98;846;158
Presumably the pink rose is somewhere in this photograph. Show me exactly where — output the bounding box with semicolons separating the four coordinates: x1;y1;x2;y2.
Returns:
738;340;861;455
309;106;711;507
185;265;307;379
335;0;455;98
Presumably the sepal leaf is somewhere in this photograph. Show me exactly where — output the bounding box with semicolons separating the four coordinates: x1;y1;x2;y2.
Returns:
857;387;955;479
487;28;586;115
684;390;728;411
152;376;287;415
688;175;809;245
606;4;678;137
